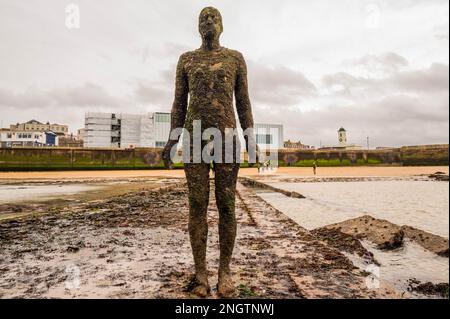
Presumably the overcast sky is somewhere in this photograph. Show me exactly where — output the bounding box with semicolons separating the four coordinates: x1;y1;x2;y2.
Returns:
0;0;448;147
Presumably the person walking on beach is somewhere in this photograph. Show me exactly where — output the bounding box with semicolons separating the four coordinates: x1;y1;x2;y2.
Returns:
313;159;318;175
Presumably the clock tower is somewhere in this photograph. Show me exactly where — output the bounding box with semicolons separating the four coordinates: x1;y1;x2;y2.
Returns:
338;127;347;146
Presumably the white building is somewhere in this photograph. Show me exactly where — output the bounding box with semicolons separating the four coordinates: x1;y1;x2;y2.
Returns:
84;112;284;150
84;112;171;148
253;123;284;150
77;128;86;141
319;127;363;150
10;120;68;136
0;129;58;148
338;127;347;146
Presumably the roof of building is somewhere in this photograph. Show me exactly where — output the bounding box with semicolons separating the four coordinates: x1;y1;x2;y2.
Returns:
338;127;346;132
21;120;65;126
25;119;43;124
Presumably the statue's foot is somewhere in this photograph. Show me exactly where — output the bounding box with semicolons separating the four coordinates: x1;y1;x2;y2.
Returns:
217;273;237;298
186;275;211;298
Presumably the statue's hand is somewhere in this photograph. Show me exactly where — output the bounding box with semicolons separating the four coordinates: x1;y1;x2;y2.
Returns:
162;141;176;169
244;135;259;168
248;144;260;168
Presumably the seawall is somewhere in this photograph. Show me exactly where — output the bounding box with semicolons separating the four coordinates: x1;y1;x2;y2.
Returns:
0;144;447;171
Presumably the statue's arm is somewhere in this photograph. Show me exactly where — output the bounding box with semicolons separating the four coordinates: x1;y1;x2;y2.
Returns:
235;53;254;131
163;54;188;168
170;54;189;133
235;53;258;164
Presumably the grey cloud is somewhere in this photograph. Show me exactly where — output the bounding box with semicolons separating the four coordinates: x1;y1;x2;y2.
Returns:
134;80;172;105
132;42;191;63
391;63;449;92
323;63;449;94
323;72;372;89
252;91;448;148
0;83;123;109
257;61;449;147
248;61;316;106
343;52;409;73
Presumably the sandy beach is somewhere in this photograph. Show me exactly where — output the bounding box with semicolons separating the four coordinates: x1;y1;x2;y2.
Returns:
0;166;448;299
0;166;447;181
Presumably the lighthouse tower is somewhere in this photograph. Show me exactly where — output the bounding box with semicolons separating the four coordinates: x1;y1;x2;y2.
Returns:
338;127;347;146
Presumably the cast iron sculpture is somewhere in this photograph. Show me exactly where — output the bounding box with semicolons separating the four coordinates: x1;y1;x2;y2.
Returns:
163;7;255;297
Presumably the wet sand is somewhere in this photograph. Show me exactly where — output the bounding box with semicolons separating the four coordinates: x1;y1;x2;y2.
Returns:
0;181;400;299
0;166;448;181
0;166;448;299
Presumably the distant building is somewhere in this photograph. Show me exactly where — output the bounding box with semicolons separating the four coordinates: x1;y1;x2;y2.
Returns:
376;146;395;150
253;123;284;150
338;127;347;146
10;120;69;136
0;129;58;148
84;112;171;148
84;112;284;150
77;128;86;142
58;134;83;148
318;127;363;150
283;140;313;149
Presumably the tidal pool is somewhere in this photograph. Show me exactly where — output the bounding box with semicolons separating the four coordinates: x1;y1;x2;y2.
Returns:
0;184;103;204
255;179;449;294
257;180;449;238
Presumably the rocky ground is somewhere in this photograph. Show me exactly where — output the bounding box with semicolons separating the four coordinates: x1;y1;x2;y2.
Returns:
0;180;400;299
314;215;449;256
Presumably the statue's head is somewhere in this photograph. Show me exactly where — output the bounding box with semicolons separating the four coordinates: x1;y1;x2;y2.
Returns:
198;7;223;41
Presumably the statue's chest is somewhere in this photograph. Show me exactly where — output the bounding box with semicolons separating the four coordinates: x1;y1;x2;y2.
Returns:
186;55;237;89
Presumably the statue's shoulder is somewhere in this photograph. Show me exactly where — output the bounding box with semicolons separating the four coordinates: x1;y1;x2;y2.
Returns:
223;48;245;62
178;50;196;62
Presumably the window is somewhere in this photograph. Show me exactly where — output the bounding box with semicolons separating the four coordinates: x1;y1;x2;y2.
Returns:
155;113;170;123
155;141;166;148
256;134;272;144
7;133;12;139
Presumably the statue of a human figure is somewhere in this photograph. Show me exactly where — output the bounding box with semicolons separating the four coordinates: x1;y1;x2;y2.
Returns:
163;7;255;297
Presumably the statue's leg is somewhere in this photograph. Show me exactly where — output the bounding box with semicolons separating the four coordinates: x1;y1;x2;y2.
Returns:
184;163;211;297
214;162;240;297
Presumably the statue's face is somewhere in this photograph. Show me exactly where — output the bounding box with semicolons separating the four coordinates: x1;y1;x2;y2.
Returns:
198;7;223;39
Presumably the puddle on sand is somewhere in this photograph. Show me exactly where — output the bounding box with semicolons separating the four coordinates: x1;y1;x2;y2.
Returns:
0;184;104;204
346;239;449;298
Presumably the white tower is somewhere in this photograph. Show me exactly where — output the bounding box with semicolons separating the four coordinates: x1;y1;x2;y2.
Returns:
338;127;347;146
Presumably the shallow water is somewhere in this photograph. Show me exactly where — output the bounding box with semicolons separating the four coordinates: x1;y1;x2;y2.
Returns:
0;184;103;204
255;180;449;295
259;181;449;238
346;239;449;295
